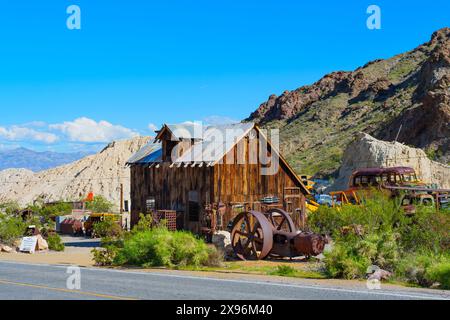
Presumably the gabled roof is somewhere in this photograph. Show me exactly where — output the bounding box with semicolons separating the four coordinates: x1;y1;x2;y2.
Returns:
172;122;254;164
127;122;309;194
154;123;203;141
128;122;253;165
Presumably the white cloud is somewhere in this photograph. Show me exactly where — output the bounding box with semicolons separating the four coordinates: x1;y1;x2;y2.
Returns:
0;126;59;143
148;123;159;132
203;115;239;126
50;117;139;143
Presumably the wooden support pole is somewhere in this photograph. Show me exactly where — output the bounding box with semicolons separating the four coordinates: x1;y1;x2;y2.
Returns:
120;183;124;214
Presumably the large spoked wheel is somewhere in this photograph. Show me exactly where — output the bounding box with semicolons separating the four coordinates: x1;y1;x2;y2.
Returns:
265;208;296;233
231;211;273;260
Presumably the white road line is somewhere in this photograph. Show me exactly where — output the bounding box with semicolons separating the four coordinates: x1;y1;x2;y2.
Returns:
0;260;448;300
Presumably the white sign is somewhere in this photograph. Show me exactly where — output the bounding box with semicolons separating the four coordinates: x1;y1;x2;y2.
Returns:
19;236;38;254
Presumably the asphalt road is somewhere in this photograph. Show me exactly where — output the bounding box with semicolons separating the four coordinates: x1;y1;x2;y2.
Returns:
0;261;448;300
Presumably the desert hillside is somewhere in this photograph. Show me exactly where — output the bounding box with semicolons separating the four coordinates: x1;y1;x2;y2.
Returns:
247;28;450;177
0;137;151;208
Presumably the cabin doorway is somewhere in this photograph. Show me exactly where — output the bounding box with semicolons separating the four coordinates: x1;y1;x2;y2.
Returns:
187;191;200;233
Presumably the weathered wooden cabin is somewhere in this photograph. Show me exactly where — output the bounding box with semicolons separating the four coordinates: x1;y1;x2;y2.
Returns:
127;122;309;233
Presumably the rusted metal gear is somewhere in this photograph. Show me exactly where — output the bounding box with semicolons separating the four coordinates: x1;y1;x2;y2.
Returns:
264;208;297;233
231;211;273;260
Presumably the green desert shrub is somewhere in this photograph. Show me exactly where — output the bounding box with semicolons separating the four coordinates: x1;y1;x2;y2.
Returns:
310;191;449;288
94;227;222;268
86;196;114;213
0;215;27;245
0;201;21;216
47;233;65;251
28;202;72;224
92;245;120;266
425;259;450;289
396;253;450;289
309;191;401;236
397;206;449;253
323;230;399;279
132;213;154;233
93;217;123;238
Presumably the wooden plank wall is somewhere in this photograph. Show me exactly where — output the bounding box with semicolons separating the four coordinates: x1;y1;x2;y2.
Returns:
130;163;213;228
213;134;304;225
130;130;305;231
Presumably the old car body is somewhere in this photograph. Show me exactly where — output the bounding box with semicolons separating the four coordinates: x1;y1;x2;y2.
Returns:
348;167;423;190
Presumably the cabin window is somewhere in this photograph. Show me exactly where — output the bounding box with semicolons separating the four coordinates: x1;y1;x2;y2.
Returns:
355;177;361;185
146;197;156;212
188;191;200;222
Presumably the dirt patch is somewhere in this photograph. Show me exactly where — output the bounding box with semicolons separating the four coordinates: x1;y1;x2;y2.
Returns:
0;236;97;267
0;247;94;267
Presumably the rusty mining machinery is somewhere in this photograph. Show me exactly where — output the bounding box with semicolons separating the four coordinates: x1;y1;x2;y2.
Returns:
230;208;326;260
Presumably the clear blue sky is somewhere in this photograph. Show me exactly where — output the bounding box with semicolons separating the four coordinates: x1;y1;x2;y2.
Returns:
0;0;449;152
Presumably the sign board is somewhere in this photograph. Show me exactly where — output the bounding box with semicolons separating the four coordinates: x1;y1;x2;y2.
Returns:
19;236;38;254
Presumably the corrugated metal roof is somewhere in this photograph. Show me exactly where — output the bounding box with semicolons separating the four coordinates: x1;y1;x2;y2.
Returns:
126;141;162;164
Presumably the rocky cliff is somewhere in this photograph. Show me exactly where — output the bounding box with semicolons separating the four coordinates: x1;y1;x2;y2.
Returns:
0;137;151;208
247;28;450;176
331;133;450;191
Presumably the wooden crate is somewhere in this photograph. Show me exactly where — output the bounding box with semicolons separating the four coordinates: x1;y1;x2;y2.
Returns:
153;210;177;231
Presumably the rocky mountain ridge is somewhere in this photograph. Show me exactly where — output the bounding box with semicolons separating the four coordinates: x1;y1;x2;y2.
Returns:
248;28;450;176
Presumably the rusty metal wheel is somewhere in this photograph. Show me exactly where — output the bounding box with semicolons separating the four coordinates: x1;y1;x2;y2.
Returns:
265;208;296;233
231;211;273;260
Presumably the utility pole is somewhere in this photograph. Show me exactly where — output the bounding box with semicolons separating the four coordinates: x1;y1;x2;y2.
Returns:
394;124;403;143
120;183;124;214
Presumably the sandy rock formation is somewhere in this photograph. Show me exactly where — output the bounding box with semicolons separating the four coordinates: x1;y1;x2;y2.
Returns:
0;137;151;209
331;133;450;191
